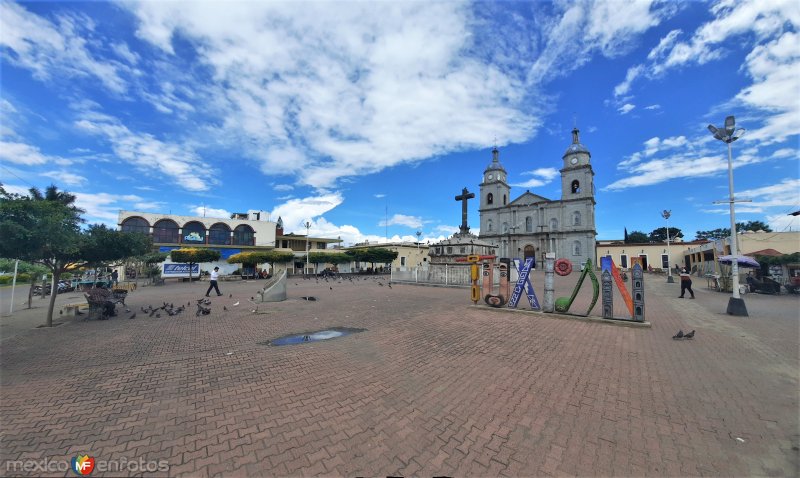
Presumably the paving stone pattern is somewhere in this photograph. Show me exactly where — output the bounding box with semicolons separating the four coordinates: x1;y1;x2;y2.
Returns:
1;273;798;477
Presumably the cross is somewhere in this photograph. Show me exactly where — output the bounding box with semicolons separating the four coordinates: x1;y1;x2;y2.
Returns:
454;187;475;234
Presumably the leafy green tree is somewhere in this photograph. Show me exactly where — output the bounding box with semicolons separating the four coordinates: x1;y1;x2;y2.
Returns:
625;231;649;243
648;227;684;242
1;185;150;326
169;248;221;281
696;220;773;241
346;247;398;271
228;250;295;274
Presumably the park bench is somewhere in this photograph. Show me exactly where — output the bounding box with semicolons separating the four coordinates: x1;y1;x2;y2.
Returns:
61;302;88;316
83;290;128;320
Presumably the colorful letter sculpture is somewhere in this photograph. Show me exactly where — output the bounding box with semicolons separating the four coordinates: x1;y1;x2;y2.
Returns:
554;259;599;315
602;270;613;319
483;258;510;307
632;263;645;322
508;257;540;310
600;256;634;317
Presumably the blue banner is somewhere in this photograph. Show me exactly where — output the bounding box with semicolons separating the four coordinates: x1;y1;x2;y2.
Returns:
163;263;200;276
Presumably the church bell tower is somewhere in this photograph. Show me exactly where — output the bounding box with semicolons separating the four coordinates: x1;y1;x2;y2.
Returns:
561;127;594;201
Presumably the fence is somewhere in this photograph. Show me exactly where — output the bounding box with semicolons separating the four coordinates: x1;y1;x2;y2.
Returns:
391;263;521;287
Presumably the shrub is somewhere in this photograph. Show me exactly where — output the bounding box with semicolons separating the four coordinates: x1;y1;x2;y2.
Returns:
0;276;12;285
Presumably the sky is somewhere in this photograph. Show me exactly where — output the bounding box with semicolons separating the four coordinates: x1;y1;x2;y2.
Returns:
1;0;798;247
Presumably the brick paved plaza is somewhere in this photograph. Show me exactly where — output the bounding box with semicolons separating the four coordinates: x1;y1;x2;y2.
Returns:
1;273;798;477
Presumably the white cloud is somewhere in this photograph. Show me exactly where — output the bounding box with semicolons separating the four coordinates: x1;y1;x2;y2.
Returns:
378;214;423;229
270;192;344;235
41;170;87;187
74;111;216;192
644;104;661;110
618;103;636;115
73;191;143;225
513;167;559;188
133;201;164;211
0;140;55;165
614;65;644;98
0;2;129;94
273;184;294;192
190;206;231;219
126;1;538;189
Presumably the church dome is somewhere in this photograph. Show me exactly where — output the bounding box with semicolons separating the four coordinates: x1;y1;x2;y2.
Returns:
484;146;506;173
562;128;591;159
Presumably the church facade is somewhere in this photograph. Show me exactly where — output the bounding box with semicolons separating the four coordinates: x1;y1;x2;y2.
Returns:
478;128;597;268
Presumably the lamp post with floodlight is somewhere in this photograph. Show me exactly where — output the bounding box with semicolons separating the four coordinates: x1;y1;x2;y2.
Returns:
708;115;747;317
662;210;674;283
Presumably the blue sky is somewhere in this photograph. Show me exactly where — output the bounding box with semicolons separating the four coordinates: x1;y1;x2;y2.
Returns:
1;0;798;246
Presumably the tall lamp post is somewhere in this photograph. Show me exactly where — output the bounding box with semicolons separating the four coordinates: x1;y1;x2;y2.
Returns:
708;115;748;317
416;230;422;249
304;221;311;276
662;210;674;283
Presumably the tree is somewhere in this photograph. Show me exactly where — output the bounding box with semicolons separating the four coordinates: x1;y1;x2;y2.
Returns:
625;231;649;243
346;247;398;272
0;185;151;326
648;227;684;242
695;220;774;241
228;251;295;274
169;248;221;281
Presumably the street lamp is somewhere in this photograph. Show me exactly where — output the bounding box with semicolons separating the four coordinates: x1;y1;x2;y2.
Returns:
304;221;311;276
662;210;674;283
708;115;748;317
416;230;421;249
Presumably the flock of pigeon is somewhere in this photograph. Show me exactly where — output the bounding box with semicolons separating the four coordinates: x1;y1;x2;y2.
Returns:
672;329;696;340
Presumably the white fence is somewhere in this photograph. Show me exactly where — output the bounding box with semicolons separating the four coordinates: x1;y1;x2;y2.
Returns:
391;263;521;287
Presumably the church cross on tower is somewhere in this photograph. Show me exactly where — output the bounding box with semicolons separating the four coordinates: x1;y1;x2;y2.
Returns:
454;187;475;234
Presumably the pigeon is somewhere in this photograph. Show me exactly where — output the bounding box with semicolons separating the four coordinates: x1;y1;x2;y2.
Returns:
155;313;161;318
59;310;63;315
250;297;254;300
223;306;228;311
229;293;232;298
684;330;695;339
125;308;131;313
388;283;392;289
672;330;684;340
232;301;240;307
330;286;333;290
128;313;136;320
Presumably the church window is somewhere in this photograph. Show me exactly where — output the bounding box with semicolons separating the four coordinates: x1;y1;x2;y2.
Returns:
573;211;581;226
503;194;507;205
460;247;466;253
525;217;532;232
571;180;581;194
487;193;493;205
487;219;493;232
550;218;558;231
447;247;452;254
573;241;581;256
502;222;508;233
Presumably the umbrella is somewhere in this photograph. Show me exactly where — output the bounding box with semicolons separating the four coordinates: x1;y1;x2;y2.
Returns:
718;255;760;268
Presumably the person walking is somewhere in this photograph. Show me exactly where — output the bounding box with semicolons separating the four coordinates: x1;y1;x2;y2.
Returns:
206;267;223;297
111;270;118;287
679;267;695;299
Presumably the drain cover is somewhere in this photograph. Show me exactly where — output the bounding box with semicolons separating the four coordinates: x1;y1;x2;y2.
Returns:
261;327;366;346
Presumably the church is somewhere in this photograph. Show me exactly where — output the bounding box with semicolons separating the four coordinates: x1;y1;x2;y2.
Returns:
478;127;597;268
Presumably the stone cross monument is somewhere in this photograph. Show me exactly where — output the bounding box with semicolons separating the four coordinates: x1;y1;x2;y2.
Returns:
454;187;475;234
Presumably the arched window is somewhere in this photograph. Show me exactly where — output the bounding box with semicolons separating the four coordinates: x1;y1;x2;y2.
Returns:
121;217;150;234
152;219;179;243
182;221;206;244
573;241;581;256
525;216;532;232
487;193;494;205
571;180;581;194
487;219;493;232
502;222;508;233
573;211;581;226
232;224;254;246
550;218;558;231
503;194;507;205
208;223;231;245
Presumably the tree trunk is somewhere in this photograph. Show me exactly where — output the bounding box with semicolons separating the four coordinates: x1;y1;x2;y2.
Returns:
45;268;61;327
27;281;34;309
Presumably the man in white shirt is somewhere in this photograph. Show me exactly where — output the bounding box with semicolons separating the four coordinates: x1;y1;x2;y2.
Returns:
206;266;223;297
